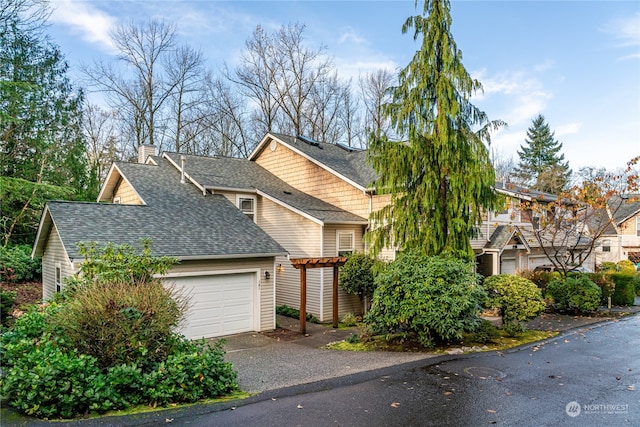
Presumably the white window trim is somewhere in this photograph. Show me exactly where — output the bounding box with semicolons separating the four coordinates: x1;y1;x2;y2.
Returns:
113;196;121;204
236;195;257;223
602;239;611;252
636;217;640;237
336;230;355;256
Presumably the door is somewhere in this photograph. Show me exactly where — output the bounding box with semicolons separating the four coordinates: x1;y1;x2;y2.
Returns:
172;272;257;339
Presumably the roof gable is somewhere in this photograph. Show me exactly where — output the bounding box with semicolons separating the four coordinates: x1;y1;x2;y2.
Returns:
35;159;287;260
250;133;376;191
163;152;367;225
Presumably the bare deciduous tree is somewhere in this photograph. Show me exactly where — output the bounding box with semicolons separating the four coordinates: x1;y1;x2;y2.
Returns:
359;68;395;144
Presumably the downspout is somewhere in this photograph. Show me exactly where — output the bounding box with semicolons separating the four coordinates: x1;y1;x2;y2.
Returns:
319;224;324;322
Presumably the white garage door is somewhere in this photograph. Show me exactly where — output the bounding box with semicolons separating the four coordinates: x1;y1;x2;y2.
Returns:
501;258;516;275
173;273;257;339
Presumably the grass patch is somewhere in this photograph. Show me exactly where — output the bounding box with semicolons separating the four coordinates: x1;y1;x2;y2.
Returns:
325;329;558;353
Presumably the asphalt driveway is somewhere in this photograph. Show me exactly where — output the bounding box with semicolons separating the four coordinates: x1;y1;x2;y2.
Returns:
221;315;437;393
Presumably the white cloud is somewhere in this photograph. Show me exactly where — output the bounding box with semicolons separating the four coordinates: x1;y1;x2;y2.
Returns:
473;69;552;127
337;26;366;45
49;0;116;52
555;122;582;137
333;57;398;83
602;13;640;47
601;13;640;60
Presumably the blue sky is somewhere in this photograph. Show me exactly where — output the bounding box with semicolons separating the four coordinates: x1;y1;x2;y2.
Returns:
46;0;639;171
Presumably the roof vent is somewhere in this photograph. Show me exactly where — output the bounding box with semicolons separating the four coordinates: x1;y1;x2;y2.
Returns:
180;155;186;184
336;143;355;152
297;135;320;147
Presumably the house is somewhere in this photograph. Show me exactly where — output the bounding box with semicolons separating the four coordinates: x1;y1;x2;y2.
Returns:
33;132;581;339
592;195;640;267
32;154;287;339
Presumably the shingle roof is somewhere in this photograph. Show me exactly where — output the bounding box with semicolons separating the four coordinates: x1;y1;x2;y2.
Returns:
494;181;557;203
267;133;377;189
163;152;367;225
45;159;286;260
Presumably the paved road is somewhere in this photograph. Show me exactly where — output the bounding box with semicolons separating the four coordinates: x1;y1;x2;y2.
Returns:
170;315;640;426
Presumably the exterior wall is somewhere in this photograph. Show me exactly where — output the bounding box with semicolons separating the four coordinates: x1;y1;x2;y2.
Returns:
41;225;76;300
322;224;366;319
168;257;276;332
258;195;325;319
255;142;373;218
113;178;143;204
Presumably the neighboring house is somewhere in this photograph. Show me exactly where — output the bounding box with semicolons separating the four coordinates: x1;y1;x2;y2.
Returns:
475;181;592;275
33;132;584;338
592;195;640;267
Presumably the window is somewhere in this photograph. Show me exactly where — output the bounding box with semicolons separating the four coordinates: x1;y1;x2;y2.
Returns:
55;264;61;293
237;196;256;222
602;239;611;252
337;231;354;256
113;196;121;204
636;217;640;237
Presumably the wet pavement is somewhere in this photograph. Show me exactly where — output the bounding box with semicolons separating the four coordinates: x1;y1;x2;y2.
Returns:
158;313;640;426
2;304;639;426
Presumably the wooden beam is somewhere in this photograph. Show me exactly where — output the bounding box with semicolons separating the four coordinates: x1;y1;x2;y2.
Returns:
332;265;339;328
299;265;307;335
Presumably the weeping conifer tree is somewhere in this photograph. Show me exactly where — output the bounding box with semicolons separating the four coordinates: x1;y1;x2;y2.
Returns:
368;0;503;258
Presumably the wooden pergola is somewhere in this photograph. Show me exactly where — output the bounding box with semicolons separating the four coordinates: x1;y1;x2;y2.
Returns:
290;256;347;334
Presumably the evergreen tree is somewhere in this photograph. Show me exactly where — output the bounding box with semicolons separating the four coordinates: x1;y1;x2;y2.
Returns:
367;0;502;259
515;114;571;193
0;0;91;245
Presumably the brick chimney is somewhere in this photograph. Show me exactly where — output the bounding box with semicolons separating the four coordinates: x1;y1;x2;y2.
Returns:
138;144;157;164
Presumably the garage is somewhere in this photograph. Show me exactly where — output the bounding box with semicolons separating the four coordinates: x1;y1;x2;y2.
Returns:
172;272;258;339
501;258;516;275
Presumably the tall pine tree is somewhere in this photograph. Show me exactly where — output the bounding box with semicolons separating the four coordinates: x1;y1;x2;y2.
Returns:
515;114;571;194
367;0;502;258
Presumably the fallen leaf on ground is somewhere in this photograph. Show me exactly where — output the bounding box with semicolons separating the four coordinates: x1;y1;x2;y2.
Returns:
443;391;453;396
487;409;497;413
297;404;303;409
391;402;401;408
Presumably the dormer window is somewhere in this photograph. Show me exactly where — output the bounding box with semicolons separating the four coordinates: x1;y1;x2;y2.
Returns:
237;196;256;222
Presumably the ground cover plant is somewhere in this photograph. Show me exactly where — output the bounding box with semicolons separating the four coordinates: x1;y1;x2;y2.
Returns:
0;241;238;419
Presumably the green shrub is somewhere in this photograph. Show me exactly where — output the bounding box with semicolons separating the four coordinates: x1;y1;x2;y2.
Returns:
473;319;500;344
600;262;617;272
1;290;17;325
609;273;637;306
0;241;239;419
617;260;636;274
340;312;359;326
339;252;380;311
49;279;187;370
518;269;555;294
141;339;237;407
0;245;41;283
546;276;602;313
587;273;616;305
635;275;640;296
0;339;109;418
364;251;486;348
276;304;319;323
483;275;545;336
